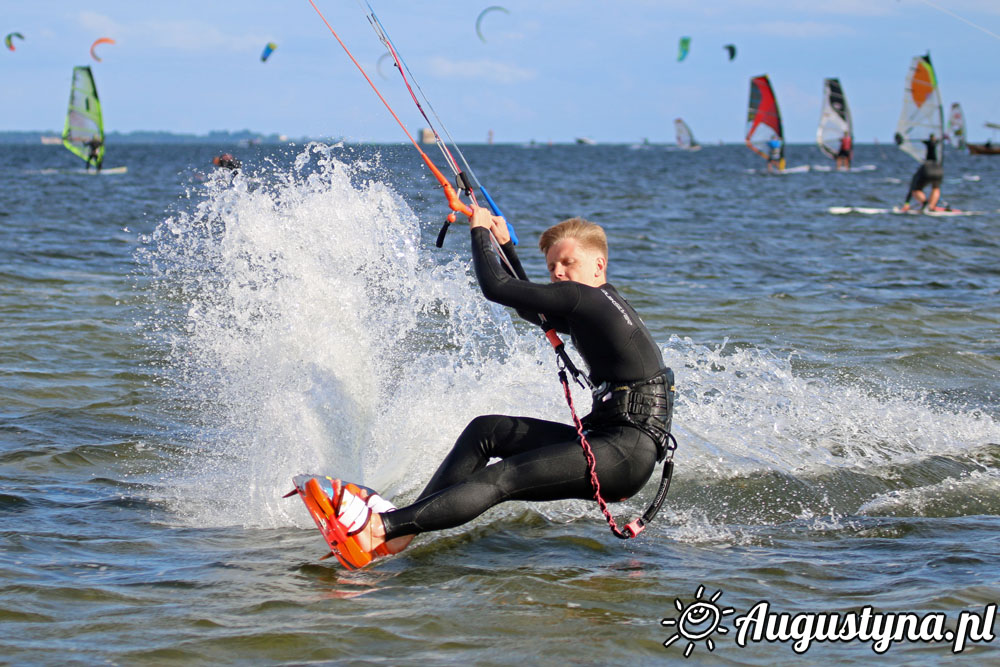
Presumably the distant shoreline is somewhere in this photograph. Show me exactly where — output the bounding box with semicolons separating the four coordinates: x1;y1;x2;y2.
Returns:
0;130;312;145
2;130;915;146
1;132;900;147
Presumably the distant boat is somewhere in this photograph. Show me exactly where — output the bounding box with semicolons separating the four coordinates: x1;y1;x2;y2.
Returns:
816;78;852;162
674;118;701;151
968;121;1000;154
575;137;596;145
40;136;62;145
967;142;1000;155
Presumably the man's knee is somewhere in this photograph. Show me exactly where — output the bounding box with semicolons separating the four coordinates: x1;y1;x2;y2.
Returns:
462;414;504;436
456;414;508;457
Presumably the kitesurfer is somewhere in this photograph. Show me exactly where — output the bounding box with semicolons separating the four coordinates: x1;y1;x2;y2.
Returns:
900;134;944;212
766;134;783;173
84;136;103;173
836;132;852;171
320;206;674;562
212;153;241;171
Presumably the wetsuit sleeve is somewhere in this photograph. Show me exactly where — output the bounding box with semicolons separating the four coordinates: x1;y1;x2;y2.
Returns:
471;227;578;330
496;240;561;327
499;240;528;281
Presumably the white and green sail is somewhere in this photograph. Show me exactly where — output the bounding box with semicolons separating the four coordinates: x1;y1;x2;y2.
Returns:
894;54;943;164
948;102;966;149
61;66;104;164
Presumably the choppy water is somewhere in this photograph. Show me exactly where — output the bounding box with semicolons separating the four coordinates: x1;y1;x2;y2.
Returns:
1;142;998;664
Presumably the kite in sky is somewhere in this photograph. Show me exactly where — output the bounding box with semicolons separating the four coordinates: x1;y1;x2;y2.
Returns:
476;6;509;43
90;37;115;62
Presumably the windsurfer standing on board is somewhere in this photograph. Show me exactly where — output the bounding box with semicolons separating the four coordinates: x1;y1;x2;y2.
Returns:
836;132;852;171
84;136;103;173
305;205;675;566
767;134;783;173
900;133;944;212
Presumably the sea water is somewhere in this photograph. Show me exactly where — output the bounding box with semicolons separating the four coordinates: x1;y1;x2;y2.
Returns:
1;142;998;664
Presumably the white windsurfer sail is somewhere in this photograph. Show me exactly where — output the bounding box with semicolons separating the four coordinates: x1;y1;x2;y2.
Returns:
62;66;104;166
948;103;966;149
894;54;943;165
817;78;852;160
674;118;700;151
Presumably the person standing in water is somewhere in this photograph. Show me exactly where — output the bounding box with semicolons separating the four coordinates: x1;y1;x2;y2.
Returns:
901;133;944;212
297;205;675;566
836;132;852;171
84;136;103;173
766;134;783;173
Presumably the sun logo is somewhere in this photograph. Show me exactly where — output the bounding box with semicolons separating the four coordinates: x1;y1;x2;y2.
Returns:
661;585;735;657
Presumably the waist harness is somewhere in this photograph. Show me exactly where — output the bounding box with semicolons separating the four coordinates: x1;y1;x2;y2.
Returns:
583;368;675;462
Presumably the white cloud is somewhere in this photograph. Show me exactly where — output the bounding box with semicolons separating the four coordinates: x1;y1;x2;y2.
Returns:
78;11;126;36
626;0;895;18
428;56;536;84
76;11;264;53
746;20;858;38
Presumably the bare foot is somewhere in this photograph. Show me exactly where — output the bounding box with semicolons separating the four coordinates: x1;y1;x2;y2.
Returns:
364;510;415;554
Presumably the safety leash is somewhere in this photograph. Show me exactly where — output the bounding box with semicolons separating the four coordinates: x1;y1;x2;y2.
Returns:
557;366;677;539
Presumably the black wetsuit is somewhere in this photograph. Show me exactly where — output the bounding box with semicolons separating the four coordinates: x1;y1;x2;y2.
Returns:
907;138;943;198
85;139;103;172
381;227;670;540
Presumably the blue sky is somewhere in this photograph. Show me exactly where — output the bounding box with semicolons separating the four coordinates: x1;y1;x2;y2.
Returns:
3;1;999;143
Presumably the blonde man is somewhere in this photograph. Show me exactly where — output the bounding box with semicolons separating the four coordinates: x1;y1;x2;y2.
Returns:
314;206;674;564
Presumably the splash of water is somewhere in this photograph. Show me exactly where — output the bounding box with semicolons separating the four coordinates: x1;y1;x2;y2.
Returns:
661;337;1000;526
138;144;1000;535
139;144;568;528
667;337;998;477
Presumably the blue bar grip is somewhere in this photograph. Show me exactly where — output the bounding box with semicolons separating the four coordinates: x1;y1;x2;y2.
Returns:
479;187;518;246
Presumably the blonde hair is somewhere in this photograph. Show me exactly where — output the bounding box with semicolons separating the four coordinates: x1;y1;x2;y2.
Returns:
538;218;608;260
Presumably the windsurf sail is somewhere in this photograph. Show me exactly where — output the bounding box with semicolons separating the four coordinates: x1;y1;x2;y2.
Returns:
948;102;966;149
817;78;852;160
745;74;783;164
894;53;943;164
61;66;104;165
674;118;700;151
